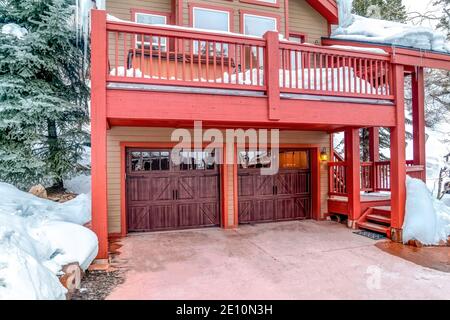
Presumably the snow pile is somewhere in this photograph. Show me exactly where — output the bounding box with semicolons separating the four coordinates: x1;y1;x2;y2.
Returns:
0;183;97;300
112;66;380;95
403;176;450;245
332;0;449;53
1;23;28;39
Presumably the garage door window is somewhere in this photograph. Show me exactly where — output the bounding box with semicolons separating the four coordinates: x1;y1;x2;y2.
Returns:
279;151;309;169
179;151;216;170
239;150;272;169
130;151;170;171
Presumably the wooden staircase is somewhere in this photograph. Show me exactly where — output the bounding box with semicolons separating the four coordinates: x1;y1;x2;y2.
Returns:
356;206;391;237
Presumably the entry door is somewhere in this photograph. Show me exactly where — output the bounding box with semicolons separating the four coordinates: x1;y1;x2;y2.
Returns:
238;149;312;224
126;149;220;232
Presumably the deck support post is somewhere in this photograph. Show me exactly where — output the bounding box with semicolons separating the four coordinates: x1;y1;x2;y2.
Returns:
91;10;109;259
390;65;406;242
345;127;361;227
368;127;379;191
264;31;280;121
412;67;426;182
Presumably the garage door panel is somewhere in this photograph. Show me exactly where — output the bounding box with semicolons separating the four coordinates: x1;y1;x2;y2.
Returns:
128;206;149;231
255;175;274;196
149;204;176;230
276;171;310;195
275;196;311;220
238;200;252;223
238;174;254;197
152;176;173;201
199;202;220;225
199;175;219;200
252;199;275;222
176;176;196;200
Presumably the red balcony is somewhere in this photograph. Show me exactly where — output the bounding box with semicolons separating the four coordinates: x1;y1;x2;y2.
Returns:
105;18;395;103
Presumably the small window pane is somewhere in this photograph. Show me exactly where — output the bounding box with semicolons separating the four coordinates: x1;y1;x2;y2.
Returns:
243;14;277;37
193;8;229;32
257;0;277;3
239;150;272;169
131;152;142;171
135;13;167;51
279;151;309;169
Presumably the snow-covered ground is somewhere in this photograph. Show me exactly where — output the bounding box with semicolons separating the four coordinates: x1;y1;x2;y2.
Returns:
0;183;97;300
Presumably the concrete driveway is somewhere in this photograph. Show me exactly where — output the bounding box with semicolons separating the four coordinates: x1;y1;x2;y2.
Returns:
106;221;450;300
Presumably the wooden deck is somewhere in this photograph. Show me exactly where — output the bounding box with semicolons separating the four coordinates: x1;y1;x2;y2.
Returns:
327;193;391;217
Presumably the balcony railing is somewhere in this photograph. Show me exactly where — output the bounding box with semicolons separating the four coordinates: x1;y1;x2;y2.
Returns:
328;160;424;196
105;19;395;101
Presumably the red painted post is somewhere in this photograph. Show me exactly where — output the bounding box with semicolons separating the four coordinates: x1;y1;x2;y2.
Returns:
91;10;109;260
345;127;361;226
412;67;426;182
390;65;406;241
368;127;380;190
264;31;280;121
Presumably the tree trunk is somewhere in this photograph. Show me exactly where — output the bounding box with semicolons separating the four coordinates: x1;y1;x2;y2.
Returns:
47;119;64;189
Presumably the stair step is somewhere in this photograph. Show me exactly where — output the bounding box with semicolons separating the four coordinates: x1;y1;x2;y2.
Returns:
366;213;391;224
372;206;391;214
357;221;390;235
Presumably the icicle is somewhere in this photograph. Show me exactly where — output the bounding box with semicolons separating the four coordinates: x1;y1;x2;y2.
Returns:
337;0;354;29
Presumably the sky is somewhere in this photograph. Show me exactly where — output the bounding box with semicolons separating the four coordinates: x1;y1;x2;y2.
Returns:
403;0;442;27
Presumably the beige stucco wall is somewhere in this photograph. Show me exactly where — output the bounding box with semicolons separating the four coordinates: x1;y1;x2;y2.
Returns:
106;127;329;233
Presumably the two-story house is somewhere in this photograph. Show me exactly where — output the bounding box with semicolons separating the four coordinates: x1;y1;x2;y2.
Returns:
90;0;450;260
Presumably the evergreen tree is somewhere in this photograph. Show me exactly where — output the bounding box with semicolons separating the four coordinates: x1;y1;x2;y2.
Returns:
0;0;90;190
353;0;407;22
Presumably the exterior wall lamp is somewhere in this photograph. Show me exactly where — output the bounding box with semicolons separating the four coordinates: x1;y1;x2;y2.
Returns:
320;147;329;162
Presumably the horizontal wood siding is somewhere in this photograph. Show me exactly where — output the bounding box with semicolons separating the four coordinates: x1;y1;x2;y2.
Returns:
106;0;173;20
106;127;329;233
288;0;328;44
182;0;285;36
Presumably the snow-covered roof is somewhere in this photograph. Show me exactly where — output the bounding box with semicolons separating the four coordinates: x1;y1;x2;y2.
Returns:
331;14;450;54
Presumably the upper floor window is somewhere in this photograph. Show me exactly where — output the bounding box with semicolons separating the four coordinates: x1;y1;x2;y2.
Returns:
242;13;278;37
192;7;230;33
192;6;231;56
133;11;168;51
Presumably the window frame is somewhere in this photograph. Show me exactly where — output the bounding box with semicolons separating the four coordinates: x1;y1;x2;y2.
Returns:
131;9;171;51
189;3;234;33
289;32;307;44
240;10;281;37
239;0;280;9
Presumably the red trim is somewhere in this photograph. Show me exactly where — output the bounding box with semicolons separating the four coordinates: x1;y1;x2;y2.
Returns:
91;10;108;260
233;143;238;227
119;141;228;236
390;65;407;230
239;0;280;9
288;32;307;43
188;2;235;32
177;0;184;25
239;9;282;35
284;0;289;37
306;0;338;24
345;128;361;222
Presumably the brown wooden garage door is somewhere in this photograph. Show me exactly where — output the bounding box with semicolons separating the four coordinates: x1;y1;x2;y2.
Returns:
238;150;312;224
126;149;220;232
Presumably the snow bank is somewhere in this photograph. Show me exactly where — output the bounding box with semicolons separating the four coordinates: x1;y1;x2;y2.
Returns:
332;0;449;53
403;176;450;245
0;183;97;300
1;23;28;39
112;66;380;94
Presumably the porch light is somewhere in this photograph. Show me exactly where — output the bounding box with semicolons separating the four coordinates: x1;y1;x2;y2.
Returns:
320;148;328;162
